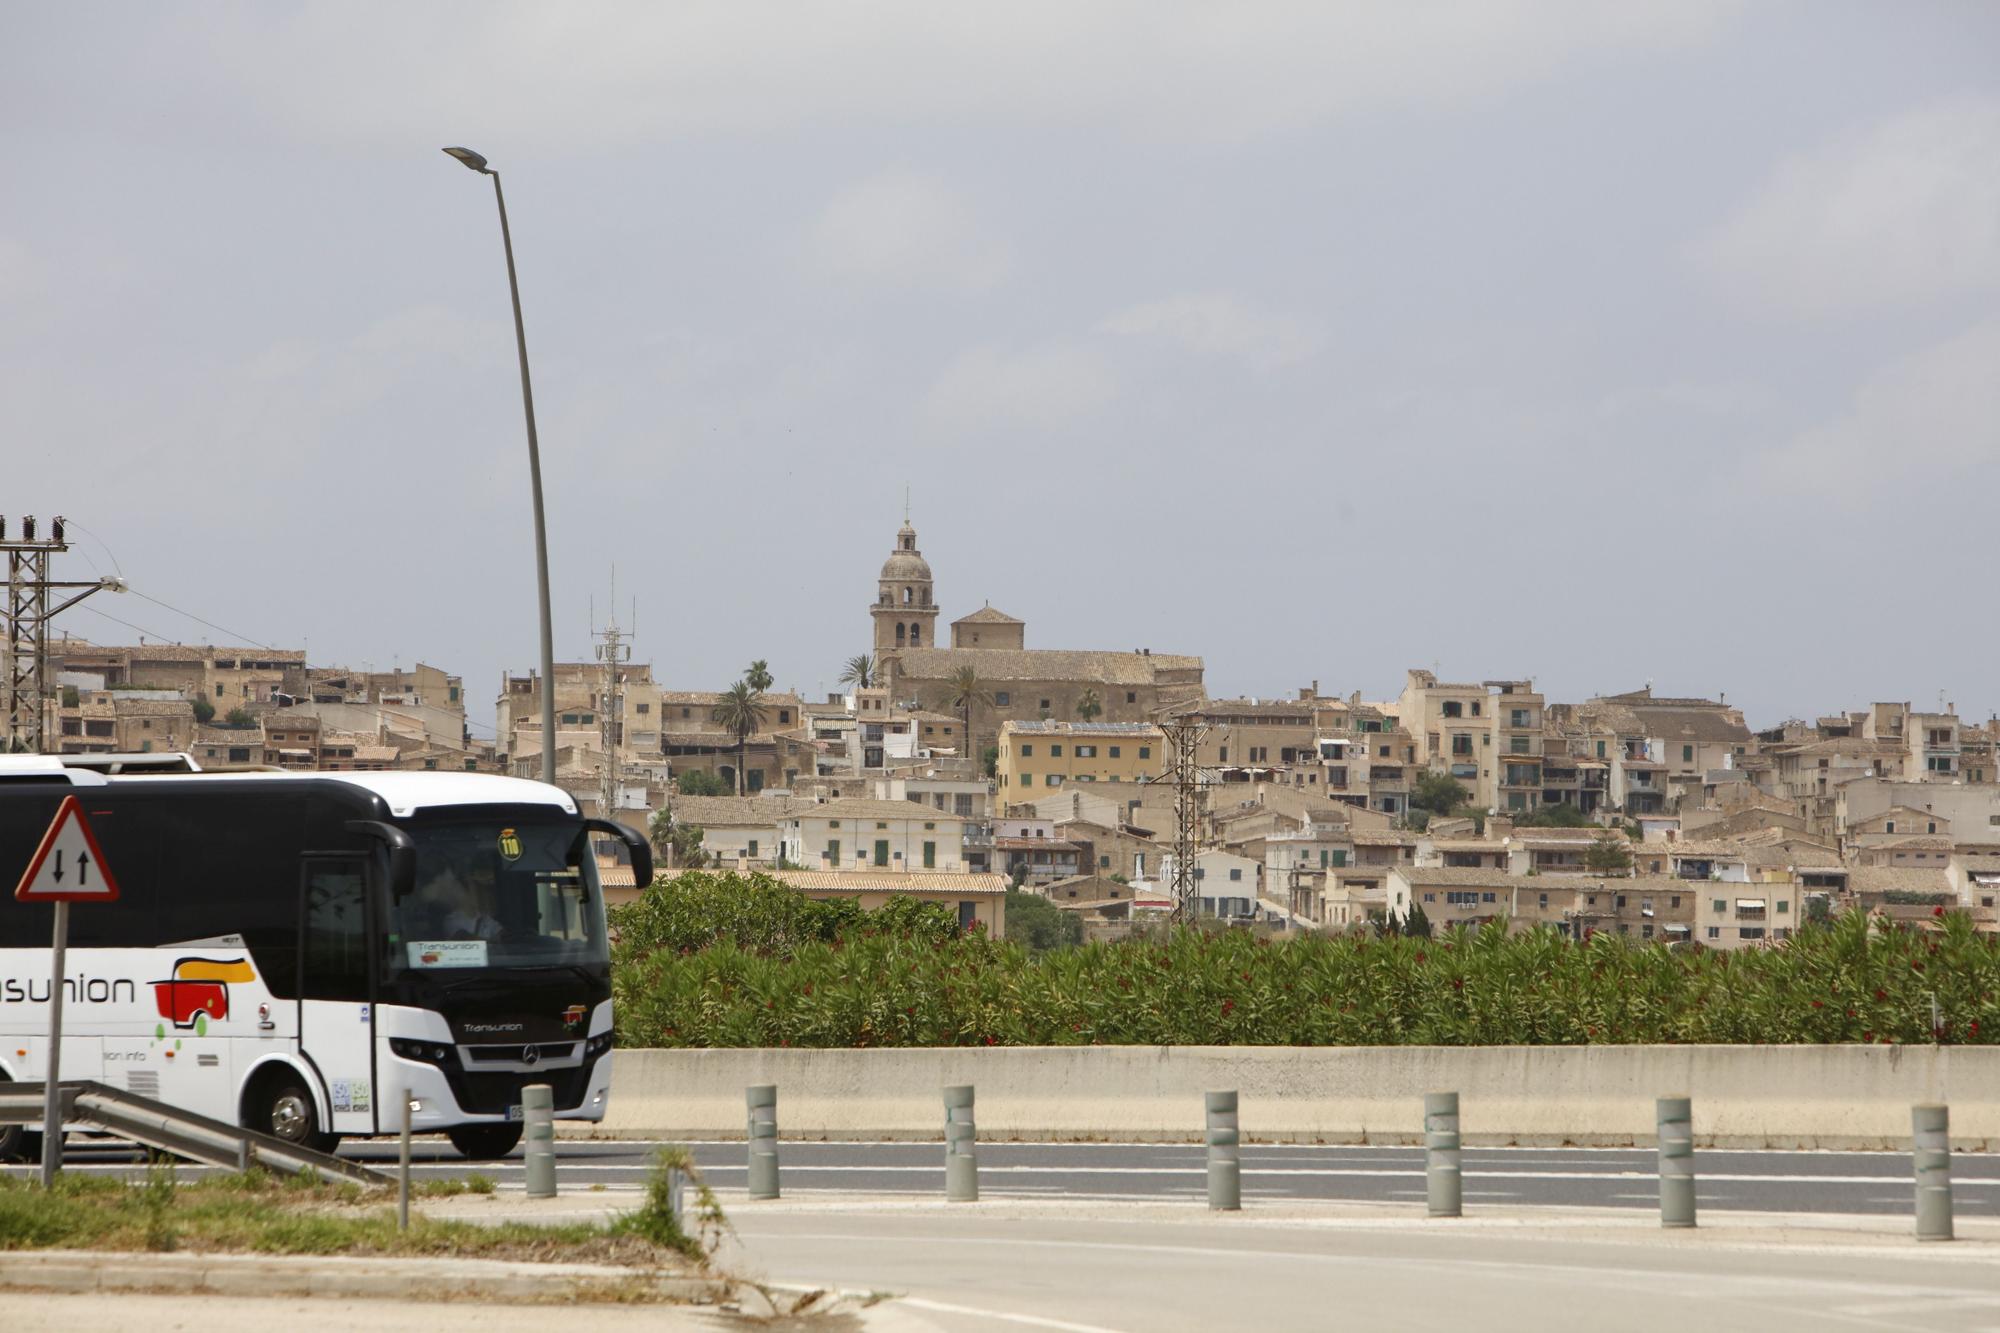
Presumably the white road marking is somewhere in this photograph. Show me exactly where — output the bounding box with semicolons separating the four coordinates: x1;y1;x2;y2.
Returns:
897;1296;1133;1332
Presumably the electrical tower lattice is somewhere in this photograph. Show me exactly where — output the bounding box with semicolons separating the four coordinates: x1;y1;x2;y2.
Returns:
1164;711;1211;923
3;517;121;755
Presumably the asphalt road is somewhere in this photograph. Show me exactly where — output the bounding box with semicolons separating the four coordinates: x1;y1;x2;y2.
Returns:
21;1137;1997;1217
721;1206;2000;1333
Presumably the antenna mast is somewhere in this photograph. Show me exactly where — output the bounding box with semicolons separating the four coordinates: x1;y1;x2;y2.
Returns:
592;567;632;819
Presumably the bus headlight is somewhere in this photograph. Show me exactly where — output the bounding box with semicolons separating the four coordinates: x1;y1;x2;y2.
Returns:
389;1038;457;1065
584;1032;614;1058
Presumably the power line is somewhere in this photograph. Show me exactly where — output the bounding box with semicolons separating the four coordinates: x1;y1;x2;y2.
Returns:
66;601;181;646
124;587;280;652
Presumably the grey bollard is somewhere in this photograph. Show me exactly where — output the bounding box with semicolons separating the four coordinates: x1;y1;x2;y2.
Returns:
1206;1090;1241;1211
747;1084;780;1200
1425;1091;1462;1218
523;1083;556;1199
944;1085;978;1202
1914;1104;1953;1242
1657;1095;1695;1228
398;1094;413;1231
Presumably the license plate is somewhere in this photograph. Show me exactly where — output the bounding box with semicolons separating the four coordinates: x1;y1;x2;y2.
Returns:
506;1104;523;1122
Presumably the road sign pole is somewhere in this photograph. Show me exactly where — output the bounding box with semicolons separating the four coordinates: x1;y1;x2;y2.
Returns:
39;900;68;1189
15;795;122;1191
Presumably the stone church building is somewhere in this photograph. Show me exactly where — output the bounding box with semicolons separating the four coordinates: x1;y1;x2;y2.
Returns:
868;519;1204;760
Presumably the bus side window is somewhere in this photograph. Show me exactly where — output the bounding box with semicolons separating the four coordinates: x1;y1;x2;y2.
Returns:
301;862;369;1002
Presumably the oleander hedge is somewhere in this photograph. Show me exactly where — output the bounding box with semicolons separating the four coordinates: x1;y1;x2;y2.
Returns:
607;871;2000;1048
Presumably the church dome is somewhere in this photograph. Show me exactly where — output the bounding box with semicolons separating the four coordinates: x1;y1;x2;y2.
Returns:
880;523;932;583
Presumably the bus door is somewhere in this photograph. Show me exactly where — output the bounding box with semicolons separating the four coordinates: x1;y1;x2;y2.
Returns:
298;856;379;1135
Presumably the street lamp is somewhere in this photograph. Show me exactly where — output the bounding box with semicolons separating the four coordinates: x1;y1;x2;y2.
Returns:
443;145;557;786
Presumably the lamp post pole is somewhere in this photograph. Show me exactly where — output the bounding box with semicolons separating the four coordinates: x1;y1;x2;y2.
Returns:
445;146;557;785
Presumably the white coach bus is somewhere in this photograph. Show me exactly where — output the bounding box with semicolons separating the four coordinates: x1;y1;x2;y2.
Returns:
0;758;648;1160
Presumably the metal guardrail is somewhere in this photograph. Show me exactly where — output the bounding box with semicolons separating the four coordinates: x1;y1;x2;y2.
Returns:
0;1080;390;1187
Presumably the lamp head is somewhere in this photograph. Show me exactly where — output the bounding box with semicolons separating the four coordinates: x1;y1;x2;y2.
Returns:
442;146;491;174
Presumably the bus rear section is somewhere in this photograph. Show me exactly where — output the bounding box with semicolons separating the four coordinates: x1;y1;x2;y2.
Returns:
0;765;647;1160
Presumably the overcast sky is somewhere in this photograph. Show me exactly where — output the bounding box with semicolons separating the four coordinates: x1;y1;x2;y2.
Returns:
6;3;1998;735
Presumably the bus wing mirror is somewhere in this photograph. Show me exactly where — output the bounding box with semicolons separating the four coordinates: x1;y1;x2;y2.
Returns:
584;818;652;890
346;819;417;897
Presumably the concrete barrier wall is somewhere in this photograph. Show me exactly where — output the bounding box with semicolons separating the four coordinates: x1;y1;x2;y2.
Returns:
592;1046;2000;1150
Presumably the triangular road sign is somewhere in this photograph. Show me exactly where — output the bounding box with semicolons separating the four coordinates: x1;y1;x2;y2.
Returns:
15;794;121;903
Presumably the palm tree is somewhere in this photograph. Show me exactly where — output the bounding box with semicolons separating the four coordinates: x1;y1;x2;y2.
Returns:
941;665;993;762
1076;689;1103;722
711;680;769;796
839;653;875;690
745;660;774;693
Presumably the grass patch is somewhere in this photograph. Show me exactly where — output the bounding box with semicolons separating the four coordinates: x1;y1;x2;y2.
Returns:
413;1174;497;1199
609;1147;728;1261
0;1169;703;1268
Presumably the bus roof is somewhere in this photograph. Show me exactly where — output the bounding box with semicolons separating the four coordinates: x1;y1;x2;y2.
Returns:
0;759;577;818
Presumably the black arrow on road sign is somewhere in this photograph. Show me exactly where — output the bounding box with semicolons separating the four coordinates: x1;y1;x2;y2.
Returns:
52;850;64;883
77;853;89;885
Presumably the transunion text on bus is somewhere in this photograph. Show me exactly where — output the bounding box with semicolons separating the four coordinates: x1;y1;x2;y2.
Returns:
1;975;140;1005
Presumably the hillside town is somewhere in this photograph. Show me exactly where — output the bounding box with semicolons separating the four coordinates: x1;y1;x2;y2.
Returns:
40;517;2000;944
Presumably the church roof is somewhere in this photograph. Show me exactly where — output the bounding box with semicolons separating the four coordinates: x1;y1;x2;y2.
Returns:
953;606;1022;626
892;647;1202;686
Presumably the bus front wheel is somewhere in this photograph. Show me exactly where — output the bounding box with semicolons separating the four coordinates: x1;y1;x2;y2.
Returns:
0;1076;42;1164
250;1073;338;1155
0;1122;38;1164
447;1122;523;1160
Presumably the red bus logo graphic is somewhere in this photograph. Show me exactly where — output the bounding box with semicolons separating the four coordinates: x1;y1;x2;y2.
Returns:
151;957;256;1030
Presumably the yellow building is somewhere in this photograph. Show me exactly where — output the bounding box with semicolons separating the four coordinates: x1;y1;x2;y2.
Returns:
995;721;1165;801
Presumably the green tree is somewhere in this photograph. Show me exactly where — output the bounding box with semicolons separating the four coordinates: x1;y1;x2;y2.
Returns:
1584;830;1634;876
647;805;708;870
839;654;875;690
1003;890;1082;952
940;666;992;761
745;660;774;693
223;707;254;729
61;685;80;708
982;745;1000;779
711;681;768;797
1405;902;1433;939
675;769;727;797
1411;772;1467;816
191;696;215;725
1075;689;1102;722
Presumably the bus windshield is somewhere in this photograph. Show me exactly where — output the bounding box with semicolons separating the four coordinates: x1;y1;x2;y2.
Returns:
389;818;607;973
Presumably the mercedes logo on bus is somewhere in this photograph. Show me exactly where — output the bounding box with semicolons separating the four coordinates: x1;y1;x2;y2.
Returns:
521;1044;540;1067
